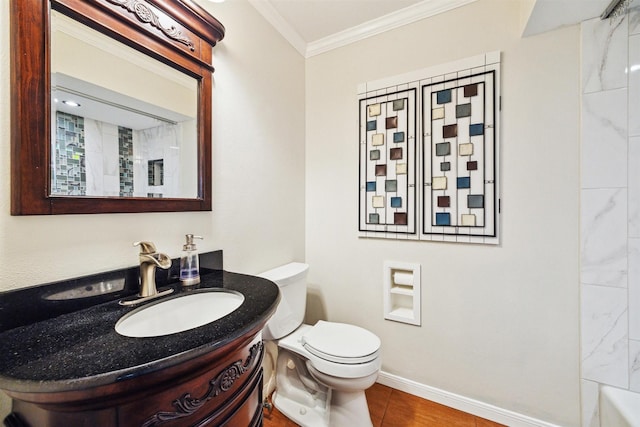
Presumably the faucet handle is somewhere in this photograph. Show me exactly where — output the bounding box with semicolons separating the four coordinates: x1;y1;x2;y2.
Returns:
133;241;157;254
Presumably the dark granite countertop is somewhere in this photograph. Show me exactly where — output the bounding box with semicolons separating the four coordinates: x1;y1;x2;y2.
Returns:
0;253;279;394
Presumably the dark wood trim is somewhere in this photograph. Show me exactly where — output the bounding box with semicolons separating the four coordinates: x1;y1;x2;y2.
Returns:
146;0;225;45
10;0;224;215
10;0;50;215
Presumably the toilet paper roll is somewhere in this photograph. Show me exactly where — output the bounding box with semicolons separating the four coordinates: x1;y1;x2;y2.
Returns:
393;272;414;286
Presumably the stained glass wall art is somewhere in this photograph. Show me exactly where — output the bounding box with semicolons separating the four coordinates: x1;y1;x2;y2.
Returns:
359;87;417;238
358;51;500;244
422;70;497;242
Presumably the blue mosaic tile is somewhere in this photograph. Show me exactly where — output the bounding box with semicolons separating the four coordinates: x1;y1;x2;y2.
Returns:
367;120;377;131
391;197;402;207
436;212;451;226
436;89;451;104
393;132;405;143
457;176;471;189
469;123;484;136
366;181;376;192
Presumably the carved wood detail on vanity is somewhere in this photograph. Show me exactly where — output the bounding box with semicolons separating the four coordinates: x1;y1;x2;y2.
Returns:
8;334;265;427
142;341;264;426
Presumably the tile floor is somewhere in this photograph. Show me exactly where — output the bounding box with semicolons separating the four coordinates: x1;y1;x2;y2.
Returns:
263;382;506;427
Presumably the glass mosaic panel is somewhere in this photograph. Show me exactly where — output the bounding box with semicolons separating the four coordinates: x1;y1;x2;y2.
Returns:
119;126;134;197
51;111;86;196
358;51;500;244
359;88;417;236
422;69;497;241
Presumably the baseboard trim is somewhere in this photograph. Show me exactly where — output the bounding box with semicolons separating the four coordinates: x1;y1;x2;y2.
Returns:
377;371;562;427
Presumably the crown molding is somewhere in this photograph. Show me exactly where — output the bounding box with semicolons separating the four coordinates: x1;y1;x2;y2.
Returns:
306;0;478;57
247;0;307;56
249;0;478;58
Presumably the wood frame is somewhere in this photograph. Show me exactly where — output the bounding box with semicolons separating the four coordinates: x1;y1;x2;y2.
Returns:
10;0;225;215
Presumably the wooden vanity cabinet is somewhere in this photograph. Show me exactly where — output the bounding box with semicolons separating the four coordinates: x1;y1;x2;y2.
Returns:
6;333;265;427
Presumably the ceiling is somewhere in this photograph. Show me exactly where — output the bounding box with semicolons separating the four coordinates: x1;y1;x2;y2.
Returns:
247;0;478;57
245;0;622;58
268;0;423;42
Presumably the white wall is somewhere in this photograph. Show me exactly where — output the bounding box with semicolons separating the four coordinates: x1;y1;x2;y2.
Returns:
0;0;304;417
305;0;580;425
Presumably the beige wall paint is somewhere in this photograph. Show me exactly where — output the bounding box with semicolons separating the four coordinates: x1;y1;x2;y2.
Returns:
305;1;580;425
0;0;304;417
519;0;538;35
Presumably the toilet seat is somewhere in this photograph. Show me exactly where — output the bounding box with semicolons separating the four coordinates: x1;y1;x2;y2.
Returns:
302;321;380;364
278;322;382;379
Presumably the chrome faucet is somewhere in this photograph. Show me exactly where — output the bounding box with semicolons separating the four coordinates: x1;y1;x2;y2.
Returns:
134;241;172;297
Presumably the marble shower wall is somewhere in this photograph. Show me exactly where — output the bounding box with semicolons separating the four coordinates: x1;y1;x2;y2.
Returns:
85;119;120;197
133;123;183;198
580;6;640;426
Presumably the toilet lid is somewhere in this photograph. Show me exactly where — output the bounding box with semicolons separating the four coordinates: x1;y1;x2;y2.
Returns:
302;321;381;364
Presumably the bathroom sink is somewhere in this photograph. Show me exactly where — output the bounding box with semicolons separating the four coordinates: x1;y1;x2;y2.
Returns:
115;290;244;338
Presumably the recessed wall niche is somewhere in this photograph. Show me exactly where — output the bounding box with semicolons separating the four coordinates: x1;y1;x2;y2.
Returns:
358;52;501;245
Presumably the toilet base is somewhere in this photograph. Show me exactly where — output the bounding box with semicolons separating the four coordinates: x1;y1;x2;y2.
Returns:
273;388;374;427
328;389;373;427
273;349;375;427
273;348;330;426
273;390;329;427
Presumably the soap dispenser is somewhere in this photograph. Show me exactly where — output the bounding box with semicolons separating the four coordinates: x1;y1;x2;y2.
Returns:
180;234;203;286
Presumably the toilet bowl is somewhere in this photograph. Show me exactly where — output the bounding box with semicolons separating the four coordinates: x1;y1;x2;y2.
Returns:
259;263;381;427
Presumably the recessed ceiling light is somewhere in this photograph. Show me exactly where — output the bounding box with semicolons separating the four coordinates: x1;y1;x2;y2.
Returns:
62;100;81;107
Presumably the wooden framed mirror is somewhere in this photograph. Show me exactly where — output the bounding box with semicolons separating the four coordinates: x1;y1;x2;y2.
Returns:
10;0;224;215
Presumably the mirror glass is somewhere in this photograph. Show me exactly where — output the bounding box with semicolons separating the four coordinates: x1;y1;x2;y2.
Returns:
50;10;198;199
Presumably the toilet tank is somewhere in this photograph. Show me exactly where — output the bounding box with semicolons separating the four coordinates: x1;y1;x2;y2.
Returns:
258;262;309;340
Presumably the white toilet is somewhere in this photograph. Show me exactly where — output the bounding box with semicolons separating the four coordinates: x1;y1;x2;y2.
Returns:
259;262;381;427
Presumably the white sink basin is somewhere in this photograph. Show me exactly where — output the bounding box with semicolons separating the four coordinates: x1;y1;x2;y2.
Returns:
115;290;244;338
